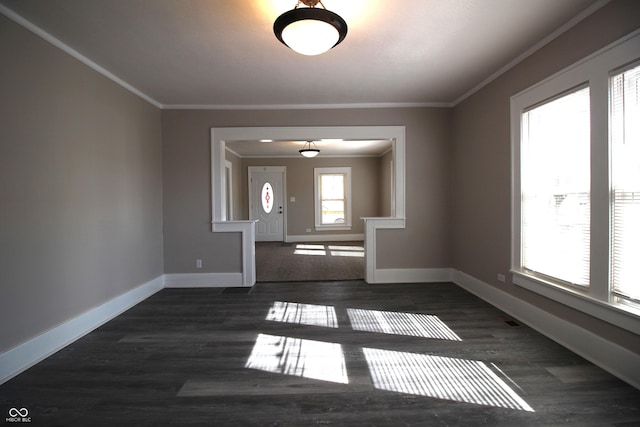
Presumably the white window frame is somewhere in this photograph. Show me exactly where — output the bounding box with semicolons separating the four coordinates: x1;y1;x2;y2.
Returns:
510;30;640;335
610;62;640;303
314;167;352;231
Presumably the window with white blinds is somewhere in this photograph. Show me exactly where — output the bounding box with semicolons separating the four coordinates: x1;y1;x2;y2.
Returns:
520;87;591;287
611;64;640;302
511;31;640;332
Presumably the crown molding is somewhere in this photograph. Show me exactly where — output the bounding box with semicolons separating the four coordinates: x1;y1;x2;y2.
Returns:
161;102;451;110
0;3;162;109
451;0;611;106
2;0;611;111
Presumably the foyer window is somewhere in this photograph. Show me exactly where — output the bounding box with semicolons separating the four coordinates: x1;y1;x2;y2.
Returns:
314;167;352;230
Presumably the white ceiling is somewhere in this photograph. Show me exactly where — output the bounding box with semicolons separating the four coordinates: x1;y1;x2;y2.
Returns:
0;0;603;109
226;139;392;158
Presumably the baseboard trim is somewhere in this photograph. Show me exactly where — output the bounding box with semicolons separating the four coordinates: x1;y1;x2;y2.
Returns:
0;275;164;385
452;269;640;390
286;234;365;243
5;269;637;391
163;272;244;288
373;268;453;283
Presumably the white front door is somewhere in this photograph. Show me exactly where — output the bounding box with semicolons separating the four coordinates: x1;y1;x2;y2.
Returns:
249;167;285;242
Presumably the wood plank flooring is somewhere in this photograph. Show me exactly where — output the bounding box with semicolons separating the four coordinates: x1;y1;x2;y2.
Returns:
1;281;639;426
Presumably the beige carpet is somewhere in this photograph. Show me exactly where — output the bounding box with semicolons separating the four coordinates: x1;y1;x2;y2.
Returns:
255;241;365;282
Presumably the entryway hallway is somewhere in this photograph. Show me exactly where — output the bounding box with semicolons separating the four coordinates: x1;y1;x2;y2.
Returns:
255;241;365;282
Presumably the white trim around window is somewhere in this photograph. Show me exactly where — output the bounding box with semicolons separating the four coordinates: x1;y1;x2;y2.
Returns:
510;29;640;335
314;167;352;231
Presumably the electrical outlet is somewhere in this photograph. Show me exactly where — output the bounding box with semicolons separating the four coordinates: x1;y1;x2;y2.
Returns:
196;259;203;269
497;273;506;283
306;228;311;233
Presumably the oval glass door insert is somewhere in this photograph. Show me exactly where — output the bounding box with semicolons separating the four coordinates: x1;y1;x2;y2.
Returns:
261;182;274;213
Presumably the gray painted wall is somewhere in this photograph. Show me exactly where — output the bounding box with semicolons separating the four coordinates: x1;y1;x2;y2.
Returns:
238;156;383;236
161;108;453;274
451;0;640;355
0;15;164;354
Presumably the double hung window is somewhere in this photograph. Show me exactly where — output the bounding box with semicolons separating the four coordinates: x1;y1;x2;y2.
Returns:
511;31;640;332
520;87;591;287
314;167;352;230
610;65;640;303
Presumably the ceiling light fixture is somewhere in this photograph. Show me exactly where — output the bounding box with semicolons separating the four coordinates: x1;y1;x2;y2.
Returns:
273;0;348;56
299;141;320;158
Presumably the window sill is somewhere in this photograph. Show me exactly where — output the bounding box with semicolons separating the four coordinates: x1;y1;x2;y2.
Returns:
511;270;640;335
315;225;352;232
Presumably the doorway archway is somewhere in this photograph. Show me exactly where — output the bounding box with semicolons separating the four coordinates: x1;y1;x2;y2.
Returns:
210;126;406;286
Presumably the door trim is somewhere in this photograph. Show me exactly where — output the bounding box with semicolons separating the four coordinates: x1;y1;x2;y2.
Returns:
224;160;233;220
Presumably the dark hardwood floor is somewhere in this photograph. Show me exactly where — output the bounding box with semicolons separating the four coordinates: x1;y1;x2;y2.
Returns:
2;281;639;426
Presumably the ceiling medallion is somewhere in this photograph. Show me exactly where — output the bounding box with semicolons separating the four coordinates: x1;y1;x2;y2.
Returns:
273;0;348;56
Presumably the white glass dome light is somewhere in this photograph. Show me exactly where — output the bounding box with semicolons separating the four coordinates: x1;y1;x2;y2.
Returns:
281;19;340;56
299;141;320;158
274;1;348;56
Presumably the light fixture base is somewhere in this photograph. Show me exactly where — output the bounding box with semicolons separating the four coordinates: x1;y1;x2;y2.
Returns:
299;0;321;7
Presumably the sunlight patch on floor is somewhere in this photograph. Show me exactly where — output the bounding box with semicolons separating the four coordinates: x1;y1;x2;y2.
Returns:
294;249;327;255
363;348;534;412
347;308;461;341
330;250;365;258
266;301;339;328
328;245;364;251
296;244;325;250
246;333;348;384
328;245;364;258
293;243;365;257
